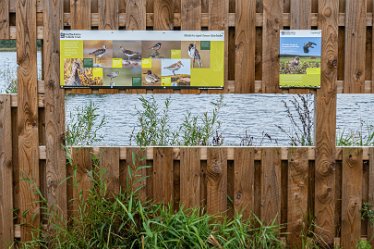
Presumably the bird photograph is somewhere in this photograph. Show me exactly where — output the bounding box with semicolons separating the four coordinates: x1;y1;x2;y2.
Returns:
65;60;82;86
303;41;317;53
163;60;184;76
144;70;160;84
141;41;180;59
106;71;119;87
119;46;141;61
84;41;113;67
188;43;202;68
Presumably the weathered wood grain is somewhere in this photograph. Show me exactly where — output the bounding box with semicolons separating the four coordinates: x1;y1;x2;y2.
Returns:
261;148;281;225
99;147;120;196
207;148;227;215
315;0;339;246
146;0;154;13
71;148;92;213
341;148;363;249
369;147;374;246
262;0;282;93
0;95;13;248
154;0;173;30
235;0;256;93
287;148;309;248
180;148;201;208
17;0;39;242
43;0;67;229
99;0;119;30
233;148;254;218
344;0;367;93
126;148;147;201
153;148;173;203
0;0;9;39
70;0;91;29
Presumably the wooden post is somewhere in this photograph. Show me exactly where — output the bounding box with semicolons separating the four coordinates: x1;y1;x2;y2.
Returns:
0;95;13;248
233;148;254;218
234;0;256;93
341;148;363;249
17;0;39;242
262;0;282;93
153;148;174;203
43;0;67;228
344;0;367;93
0;0;9;39
180;148;201;208
315;0;339;246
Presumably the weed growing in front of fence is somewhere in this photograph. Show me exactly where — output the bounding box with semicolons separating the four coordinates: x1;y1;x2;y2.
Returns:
0;60;17;93
65;101;107;146
19;151;284;249
276;94;314;146
336;120;374;146
130;95;224;146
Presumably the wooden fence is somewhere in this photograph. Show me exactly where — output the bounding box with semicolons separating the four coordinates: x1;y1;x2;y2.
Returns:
0;0;373;248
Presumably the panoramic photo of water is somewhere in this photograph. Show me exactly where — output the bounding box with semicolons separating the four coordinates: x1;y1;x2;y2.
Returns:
1;51;373;146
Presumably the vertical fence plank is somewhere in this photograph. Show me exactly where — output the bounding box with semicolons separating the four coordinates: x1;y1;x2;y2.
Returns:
341;148;363;249
17;0;39;242
0;95;13;248
126;0;146;30
180;0;201;94
180;148;201;208
369;148;374;246
154;0;174;30
287;148;309;248
207;148;227;215
344;0;367;93
261;148;281;225
71;148;92;213
70;0;91;29
0;0;9;39
99;148;120;196
209;0;228;93
234;0;256;93
315;0;338;246
99;0;119;30
43;0;67;228
233;148;254;218
126;148;147;201
262;0;282;93
153;148;173;203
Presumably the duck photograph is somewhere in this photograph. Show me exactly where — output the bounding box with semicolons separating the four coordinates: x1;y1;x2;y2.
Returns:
84;40;113;68
141;59;161;86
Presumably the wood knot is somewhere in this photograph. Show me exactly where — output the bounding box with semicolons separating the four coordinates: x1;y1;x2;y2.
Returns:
328;59;337;69
323;7;332;17
236;192;242;200
48;80;55;89
355;71;362;80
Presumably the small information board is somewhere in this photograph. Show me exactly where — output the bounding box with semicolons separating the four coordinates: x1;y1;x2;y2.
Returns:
60;30;225;89
280;30;322;88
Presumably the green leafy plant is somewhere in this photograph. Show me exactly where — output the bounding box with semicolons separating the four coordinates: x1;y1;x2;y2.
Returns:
65;101;107;146
337;120;374;146
130;95;224;146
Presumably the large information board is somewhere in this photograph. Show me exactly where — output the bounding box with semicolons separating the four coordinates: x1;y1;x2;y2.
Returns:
60;30;225;89
279;30;322;88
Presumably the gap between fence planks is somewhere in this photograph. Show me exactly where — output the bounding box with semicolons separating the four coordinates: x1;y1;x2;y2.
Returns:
0;95;13;249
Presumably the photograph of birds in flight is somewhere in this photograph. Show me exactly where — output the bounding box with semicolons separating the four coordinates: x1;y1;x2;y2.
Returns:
279;30;322;88
60;30;224;89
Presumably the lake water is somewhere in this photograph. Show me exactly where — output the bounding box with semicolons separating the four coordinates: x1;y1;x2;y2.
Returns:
1;51;373;146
